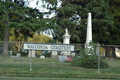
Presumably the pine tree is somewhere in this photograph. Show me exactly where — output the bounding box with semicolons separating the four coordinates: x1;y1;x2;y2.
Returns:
43;0;114;44
0;0;46;56
106;0;120;44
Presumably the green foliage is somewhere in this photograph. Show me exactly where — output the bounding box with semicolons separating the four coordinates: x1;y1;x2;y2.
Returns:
71;47;109;69
42;52;51;57
106;0;120;44
48;39;56;43
0;0;47;41
0;0;48;56
42;0;117;44
0;57;120;79
71;54;109;68
16;50;28;57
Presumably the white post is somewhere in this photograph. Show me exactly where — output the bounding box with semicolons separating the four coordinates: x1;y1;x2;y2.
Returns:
29;50;32;71
97;43;101;73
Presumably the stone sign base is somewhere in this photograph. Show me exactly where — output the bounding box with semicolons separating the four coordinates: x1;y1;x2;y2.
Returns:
51;51;58;58
28;50;36;57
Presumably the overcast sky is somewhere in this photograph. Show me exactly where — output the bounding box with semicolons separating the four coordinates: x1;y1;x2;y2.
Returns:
28;0;49;12
28;0;61;18
28;0;62;38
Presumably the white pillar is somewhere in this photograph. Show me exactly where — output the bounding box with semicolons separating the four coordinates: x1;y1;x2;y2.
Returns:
85;12;93;55
85;12;92;44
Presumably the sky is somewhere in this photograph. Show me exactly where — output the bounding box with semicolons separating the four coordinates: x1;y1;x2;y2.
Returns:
28;0;61;18
28;0;49;12
28;0;62;38
27;0;55;38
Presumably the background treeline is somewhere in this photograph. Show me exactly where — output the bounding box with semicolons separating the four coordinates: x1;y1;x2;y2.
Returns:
0;0;120;56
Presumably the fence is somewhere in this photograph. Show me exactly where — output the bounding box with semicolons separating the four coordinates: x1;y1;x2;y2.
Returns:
0;41;120;58
0;41;120;79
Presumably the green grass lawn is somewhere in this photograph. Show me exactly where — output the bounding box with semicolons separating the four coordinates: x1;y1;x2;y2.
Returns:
0;56;120;80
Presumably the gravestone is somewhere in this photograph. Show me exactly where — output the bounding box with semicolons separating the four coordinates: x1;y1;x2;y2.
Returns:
15;59;22;62
40;55;45;59
61;28;71;56
58;55;67;62
51;51;58;58
16;53;21;57
10;50;13;55
85;12;92;45
85;12;93;55
28;50;36;57
71;52;75;57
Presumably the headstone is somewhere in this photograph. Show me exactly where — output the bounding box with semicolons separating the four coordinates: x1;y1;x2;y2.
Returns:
85;12;92;44
85;12;93;55
28;50;36;57
58;55;67;62
71;53;75;57
16;53;21;57
61;28;71;56
63;28;70;44
9;56;18;58
115;48;120;58
10;50;13;55
15;59;22;62
51;51;58;58
40;55;45;59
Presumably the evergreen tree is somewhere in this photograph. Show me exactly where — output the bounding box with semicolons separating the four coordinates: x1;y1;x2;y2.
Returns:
106;0;120;44
43;0;114;45
0;0;46;56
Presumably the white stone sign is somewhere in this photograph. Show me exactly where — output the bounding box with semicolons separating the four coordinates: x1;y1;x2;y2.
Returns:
23;43;74;51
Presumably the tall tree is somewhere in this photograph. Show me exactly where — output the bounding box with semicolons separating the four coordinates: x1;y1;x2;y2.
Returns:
106;0;120;44
0;0;11;56
0;0;46;56
43;0;114;45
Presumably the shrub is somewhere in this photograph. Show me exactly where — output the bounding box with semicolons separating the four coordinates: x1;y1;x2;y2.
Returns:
42;52;51;57
16;50;28;57
71;46;109;69
71;54;109;68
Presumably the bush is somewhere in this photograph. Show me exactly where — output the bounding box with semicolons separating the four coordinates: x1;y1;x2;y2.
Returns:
71;54;109;68
71;46;109;68
42;52;51;57
16;50;28;57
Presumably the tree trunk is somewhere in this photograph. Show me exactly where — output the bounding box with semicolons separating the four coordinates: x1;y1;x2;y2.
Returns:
112;47;116;58
2;26;9;56
105;46;110;57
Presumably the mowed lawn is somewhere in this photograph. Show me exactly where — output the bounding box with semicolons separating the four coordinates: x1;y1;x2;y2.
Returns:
0;56;120;80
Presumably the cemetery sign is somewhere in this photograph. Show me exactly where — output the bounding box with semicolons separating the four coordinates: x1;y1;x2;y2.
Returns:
23;43;74;51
